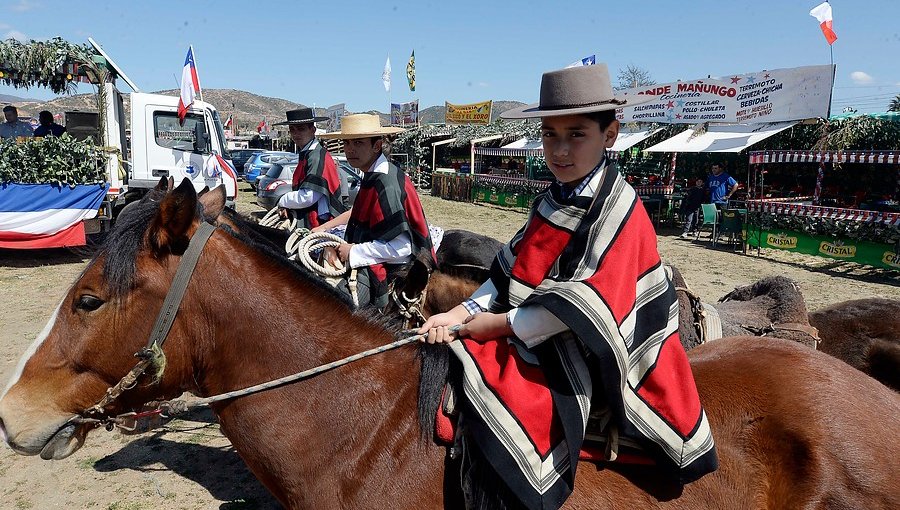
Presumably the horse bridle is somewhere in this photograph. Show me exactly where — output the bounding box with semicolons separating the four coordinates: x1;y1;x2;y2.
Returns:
70;221;428;432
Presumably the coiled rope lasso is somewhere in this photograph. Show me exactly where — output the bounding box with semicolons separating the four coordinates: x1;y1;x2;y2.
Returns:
259;207;297;231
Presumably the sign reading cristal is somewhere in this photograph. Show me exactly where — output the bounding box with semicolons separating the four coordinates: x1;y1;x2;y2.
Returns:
766;233;798;249
819;241;857;258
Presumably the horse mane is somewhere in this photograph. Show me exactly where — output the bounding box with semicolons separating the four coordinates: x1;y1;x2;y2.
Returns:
100;198;450;440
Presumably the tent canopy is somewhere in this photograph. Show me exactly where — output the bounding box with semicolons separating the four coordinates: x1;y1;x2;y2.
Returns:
643;122;797;153
473;126;662;157
610;127;662;152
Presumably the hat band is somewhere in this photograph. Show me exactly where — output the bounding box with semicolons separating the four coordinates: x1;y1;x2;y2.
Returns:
541;97;627;110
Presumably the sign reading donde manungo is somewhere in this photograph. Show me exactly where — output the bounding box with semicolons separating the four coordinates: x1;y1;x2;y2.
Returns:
616;64;834;124
445;100;492;125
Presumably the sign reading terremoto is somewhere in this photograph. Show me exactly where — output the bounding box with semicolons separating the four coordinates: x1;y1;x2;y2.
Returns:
616;64;834;124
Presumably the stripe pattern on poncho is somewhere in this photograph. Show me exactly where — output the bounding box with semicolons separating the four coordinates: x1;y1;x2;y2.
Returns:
449;164;718;510
345;162;435;308
292;141;346;229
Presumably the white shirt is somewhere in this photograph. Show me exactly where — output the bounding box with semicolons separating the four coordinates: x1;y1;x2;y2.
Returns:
276;139;331;219
466;162;607;347
347;154;414;268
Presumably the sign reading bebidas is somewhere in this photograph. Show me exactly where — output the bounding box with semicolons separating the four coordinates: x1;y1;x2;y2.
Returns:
616;64;834;124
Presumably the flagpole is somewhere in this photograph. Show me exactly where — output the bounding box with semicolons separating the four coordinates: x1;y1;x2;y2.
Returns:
191;45;204;103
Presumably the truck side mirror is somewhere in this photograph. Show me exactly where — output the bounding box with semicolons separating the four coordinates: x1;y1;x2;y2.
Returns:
193;121;209;153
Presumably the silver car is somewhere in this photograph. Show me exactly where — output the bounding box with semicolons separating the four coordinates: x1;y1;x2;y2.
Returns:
256;155;361;211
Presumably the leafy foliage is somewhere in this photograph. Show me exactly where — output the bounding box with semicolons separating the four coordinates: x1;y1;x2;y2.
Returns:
0;135;109;186
889;93;900;113
0;37;96;94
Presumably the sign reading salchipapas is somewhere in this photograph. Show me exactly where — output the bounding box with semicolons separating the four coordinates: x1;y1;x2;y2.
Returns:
446;100;492;125
616;64;834;124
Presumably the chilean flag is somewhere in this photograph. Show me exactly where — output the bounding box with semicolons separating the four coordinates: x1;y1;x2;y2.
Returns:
809;2;837;45
204;154;238;199
0;183;107;249
177;46;201;124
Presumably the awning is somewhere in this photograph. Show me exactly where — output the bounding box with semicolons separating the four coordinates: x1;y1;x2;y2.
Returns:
475;138;543;157
610;127;662;152
643;122;798;153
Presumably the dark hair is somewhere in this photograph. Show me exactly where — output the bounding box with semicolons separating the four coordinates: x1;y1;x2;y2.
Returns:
2;105;16;113
583;110;617;131
39;111;53;124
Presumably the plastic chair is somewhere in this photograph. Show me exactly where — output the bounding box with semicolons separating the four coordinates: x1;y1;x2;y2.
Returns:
718;209;744;250
695;203;719;243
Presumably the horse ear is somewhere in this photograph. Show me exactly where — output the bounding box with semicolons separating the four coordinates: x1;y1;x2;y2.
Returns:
198;186;210;197
154;177;168;191
198;185;226;222
400;251;436;297
149;178;199;254
167;176;175;192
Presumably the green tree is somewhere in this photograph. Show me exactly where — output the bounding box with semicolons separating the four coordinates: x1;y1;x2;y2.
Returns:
889;93;900;112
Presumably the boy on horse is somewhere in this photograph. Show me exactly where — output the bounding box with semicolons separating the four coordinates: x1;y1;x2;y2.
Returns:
420;64;718;509
314;114;435;308
275;108;347;229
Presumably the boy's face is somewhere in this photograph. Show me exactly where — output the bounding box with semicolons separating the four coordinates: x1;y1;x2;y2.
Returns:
541;114;618;185
288;123;315;147
343;137;382;171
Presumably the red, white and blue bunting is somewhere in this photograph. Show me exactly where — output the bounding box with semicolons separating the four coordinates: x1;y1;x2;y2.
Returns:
0;183;107;249
749;150;900;165
747;199;900;226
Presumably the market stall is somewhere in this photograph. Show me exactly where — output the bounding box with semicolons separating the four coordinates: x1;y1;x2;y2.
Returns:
745;150;900;270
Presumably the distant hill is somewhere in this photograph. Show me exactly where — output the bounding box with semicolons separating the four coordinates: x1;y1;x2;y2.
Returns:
13;89;526;131
0;93;38;104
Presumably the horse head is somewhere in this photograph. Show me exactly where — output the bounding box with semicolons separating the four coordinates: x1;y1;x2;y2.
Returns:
0;179;229;460
716;276;818;348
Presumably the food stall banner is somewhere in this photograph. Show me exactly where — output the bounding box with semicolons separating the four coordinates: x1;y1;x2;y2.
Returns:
390;100;419;126
617;64;834;124
446;100;492;125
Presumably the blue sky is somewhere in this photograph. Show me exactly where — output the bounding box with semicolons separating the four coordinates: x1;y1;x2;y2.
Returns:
2;0;899;114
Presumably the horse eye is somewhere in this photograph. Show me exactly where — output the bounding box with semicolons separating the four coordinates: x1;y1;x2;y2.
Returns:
76;295;105;311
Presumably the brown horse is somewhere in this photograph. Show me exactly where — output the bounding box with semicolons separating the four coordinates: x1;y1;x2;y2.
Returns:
1;181;899;509
809;298;900;391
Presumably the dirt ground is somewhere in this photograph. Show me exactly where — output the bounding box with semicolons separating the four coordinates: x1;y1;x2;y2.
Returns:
1;185;898;509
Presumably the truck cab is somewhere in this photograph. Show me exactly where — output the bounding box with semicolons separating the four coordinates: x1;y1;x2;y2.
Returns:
125;92;236;207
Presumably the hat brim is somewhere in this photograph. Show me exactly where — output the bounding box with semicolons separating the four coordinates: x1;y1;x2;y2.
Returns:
319;126;405;139
501;93;655;119
273;117;329;125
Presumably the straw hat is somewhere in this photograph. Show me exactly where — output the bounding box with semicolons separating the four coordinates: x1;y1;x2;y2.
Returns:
501;63;653;119
319;114;404;139
273;107;328;125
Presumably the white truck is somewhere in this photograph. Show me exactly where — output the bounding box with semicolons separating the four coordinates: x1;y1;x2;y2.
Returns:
86;38;236;232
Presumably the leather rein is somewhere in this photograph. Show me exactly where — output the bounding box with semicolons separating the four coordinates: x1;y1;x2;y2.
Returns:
70;221;424;433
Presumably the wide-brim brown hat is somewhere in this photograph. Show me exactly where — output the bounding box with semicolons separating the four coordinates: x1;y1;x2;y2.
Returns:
319;114;405;139
273;107;328;125
501;63;653;119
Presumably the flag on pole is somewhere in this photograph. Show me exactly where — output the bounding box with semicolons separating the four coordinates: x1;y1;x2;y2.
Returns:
177;46;201;124
406;50;416;92
809;2;837;45
566;55;596;68
223;115;233;129
257;117;268;134
382;56;391;92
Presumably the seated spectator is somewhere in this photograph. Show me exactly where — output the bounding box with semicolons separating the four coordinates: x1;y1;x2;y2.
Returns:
1;105;34;139
680;178;706;238
33;111;66;138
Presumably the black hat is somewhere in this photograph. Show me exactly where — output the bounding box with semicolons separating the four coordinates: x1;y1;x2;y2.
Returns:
273;107;328;125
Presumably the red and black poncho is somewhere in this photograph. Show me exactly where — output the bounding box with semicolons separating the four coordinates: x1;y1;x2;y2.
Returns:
291;141;346;229
344;161;435;308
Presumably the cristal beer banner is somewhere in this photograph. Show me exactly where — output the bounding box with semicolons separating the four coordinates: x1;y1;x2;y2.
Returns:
746;228;900;271
445;100;492;125
616;64;834;124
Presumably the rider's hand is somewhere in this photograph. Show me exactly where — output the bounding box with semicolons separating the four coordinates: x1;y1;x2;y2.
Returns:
418;305;470;344
459;312;512;342
278;207;289;220
337;242;353;263
323;247;341;268
311;224;327;233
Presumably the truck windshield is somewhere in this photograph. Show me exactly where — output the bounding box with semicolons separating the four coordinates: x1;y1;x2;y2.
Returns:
211;110;228;156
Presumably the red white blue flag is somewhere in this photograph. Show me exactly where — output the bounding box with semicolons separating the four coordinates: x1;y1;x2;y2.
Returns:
0;183;107;249
177;46;201;124
809;2;837;45
204;154;238;199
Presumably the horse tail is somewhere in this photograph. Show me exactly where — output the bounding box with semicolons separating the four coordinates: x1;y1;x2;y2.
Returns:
866;338;900;392
417;344;450;442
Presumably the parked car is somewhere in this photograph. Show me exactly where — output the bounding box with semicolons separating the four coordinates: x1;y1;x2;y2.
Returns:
244;151;295;190
256;155;361;211
228;148;265;177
